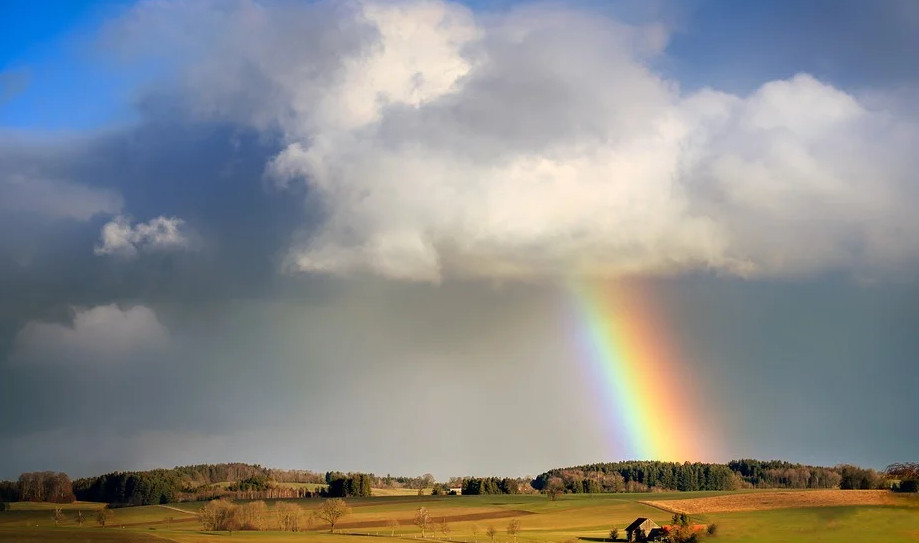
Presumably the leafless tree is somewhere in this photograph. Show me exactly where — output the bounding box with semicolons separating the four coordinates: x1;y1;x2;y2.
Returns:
388;518;400;536
198;499;237;533
414;506;432;537
471;523;479;542
317;498;349;533
486;525;497;542
441;517;451;537
275;502;303;532
236;501;267;531
75;511;85;526
53;507;64;526
507;519;520;543
886;463;919;481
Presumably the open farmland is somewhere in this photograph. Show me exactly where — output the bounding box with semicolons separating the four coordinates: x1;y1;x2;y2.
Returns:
644;489;904;514
1;490;917;543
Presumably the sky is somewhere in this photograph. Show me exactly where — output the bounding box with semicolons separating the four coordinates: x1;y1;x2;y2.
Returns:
1;0;918;482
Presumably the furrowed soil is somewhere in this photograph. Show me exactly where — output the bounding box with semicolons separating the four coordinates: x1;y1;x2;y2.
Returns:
644;489;904;514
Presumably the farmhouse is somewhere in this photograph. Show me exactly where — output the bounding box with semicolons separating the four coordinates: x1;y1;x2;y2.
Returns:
625;518;660;542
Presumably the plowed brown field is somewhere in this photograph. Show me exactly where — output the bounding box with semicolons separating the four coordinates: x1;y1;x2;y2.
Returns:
643;490;901;514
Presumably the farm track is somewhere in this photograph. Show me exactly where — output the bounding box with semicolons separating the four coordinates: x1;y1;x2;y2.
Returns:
643;490;905;514
155;504;197;516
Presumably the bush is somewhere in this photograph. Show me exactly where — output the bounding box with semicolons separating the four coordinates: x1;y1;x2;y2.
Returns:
609;527;619;541
0;502;8;512
707;523;718;536
896;480;918;493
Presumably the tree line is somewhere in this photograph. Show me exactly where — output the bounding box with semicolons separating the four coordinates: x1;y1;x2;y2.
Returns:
461;477;521;495
323;472;373;497
1;459;912;506
0;472;75;503
532;459;891;494
196;497;351;533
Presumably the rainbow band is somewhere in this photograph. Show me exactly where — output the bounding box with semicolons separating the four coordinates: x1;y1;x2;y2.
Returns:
569;280;701;462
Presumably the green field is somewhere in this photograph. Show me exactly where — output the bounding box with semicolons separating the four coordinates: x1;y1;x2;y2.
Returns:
1;491;916;543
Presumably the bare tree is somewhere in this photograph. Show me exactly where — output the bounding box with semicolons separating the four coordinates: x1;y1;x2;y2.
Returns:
886;463;919;481
275;502;303;532
237;501;267;531
317;498;349;533
198;499;237;533
414;506;431;537
75;511;85;526
471;523;479;542
507;519;520;543
388;518;400;536
164;516;173;530
53;507;64;526
95;507;113;528
609;527;619;541
441;517;451;537
486;524;497;542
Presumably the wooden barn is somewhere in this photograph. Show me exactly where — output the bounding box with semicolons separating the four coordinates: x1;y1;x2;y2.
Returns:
625;518;660;542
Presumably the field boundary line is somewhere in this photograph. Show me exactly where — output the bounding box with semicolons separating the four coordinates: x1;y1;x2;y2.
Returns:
155;504;198;516
637;500;680;514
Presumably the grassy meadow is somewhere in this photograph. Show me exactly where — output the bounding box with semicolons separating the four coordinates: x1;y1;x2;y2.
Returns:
1;490;916;543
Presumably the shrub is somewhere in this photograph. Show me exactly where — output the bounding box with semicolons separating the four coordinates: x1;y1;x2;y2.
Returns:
610;527;619;540
707;523;718;536
896;480;918;493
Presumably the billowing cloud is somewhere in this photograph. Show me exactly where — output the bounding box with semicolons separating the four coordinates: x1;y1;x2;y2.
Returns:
12;304;170;366
102;0;919;283
94;215;191;257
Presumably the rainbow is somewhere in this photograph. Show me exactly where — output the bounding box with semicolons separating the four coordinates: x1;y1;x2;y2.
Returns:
568;279;709;462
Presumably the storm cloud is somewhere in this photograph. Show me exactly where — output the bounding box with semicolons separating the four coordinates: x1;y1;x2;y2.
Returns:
100;0;919;282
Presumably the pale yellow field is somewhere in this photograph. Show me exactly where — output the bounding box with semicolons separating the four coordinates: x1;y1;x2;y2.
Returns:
644;489;903;514
370;488;432;497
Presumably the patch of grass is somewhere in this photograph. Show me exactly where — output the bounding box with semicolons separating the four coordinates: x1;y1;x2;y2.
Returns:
0;527;164;542
705;505;919;543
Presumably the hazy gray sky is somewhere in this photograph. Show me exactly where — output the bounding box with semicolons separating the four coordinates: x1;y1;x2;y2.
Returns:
1;0;918;481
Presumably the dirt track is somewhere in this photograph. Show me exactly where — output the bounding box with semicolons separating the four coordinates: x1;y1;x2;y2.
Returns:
643;490;902;514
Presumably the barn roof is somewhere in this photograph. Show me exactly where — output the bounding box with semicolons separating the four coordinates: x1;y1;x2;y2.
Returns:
625;518;649;531
625;518;660;531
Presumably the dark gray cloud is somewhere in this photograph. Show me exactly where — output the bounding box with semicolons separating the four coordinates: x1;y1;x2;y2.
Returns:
1;0;918;481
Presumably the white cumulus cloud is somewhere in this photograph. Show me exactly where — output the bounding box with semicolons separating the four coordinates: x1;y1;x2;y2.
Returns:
12;304;170;366
108;0;919;282
94;215;191;258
